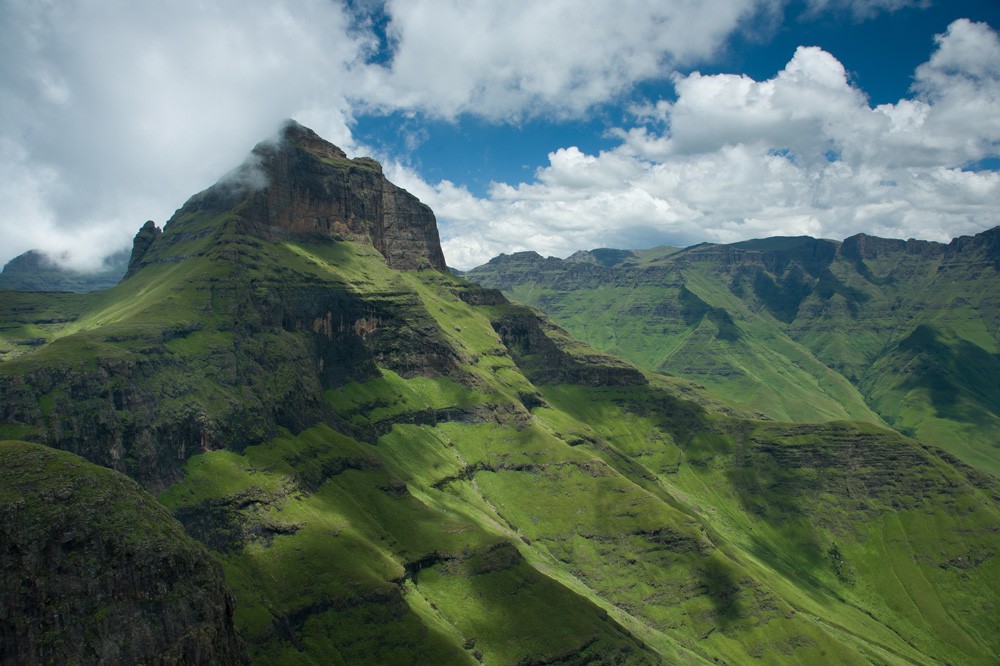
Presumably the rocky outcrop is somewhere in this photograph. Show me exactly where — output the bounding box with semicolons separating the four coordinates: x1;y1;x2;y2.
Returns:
468;250;615;291
566;248;638;267
0;440;248;665
840;232;945;261
948;225;1000;271
156;120;447;271
123;220;162;279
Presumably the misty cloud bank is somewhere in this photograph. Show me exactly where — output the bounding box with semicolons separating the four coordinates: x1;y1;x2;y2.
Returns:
0;1;997;270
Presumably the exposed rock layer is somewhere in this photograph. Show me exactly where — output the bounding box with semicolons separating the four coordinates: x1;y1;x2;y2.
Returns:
131;120;446;275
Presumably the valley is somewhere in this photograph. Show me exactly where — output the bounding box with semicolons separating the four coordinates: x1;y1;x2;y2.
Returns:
467;232;1000;478
1;123;997;664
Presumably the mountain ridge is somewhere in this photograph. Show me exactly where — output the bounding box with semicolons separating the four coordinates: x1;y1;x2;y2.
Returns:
0;249;130;293
466;225;1000;475
1;124;997;664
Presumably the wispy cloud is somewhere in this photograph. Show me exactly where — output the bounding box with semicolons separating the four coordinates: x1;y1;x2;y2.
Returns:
803;0;931;20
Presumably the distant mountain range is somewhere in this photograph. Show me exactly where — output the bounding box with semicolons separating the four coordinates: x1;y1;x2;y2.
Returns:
1;122;997;664
467;228;1000;477
0;248;130;292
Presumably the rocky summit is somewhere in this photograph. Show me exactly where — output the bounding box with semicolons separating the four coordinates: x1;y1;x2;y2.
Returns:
128;120;446;275
1;123;998;664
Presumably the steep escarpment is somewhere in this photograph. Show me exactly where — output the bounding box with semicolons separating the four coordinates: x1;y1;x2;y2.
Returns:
2;124;999;665
0;241;461;489
0;440;247;664
468;227;1000;475
0;123;456;488
840;232;945;261
129;120;446;275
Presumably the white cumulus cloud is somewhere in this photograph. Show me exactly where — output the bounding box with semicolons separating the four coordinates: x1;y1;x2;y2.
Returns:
0;3;996;274
358;0;765;120
431;19;1000;269
0;0;369;269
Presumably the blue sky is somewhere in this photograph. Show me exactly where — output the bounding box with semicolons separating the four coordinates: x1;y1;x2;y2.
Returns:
1;1;998;270
358;0;999;194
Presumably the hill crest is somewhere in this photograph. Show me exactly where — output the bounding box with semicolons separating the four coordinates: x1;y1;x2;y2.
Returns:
127;119;447;277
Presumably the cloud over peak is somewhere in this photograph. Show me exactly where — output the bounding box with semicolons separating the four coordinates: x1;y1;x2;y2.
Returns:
0;0;367;269
0;3;996;273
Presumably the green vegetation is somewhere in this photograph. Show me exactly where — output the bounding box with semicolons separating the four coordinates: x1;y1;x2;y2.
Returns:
467;232;1000;476
5;228;999;663
2;129;997;664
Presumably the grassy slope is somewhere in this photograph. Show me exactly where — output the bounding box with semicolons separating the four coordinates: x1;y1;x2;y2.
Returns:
0;250;227;448
150;242;674;664
800;248;1000;476
537;388;1000;664
157;241;997;664
3;233;998;663
471;239;1000;477
502;268;881;425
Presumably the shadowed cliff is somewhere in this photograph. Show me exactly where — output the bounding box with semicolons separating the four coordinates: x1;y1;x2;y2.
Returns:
0;440;248;664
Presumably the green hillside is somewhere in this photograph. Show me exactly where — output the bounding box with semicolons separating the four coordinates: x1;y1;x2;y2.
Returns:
467;232;1000;477
1;124;997;663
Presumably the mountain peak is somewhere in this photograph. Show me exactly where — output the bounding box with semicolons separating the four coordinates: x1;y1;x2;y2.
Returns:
275;119;354;165
128;121;446;276
245;120;443;269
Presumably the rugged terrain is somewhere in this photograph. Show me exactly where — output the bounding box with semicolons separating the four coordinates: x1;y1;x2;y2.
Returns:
467;232;1000;477
1;122;997;664
0;440;247;664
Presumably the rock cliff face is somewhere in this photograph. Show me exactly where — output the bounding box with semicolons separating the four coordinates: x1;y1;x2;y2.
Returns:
840;232;944;261
0;440;248;664
948;225;1000;271
132;120;446;274
241;121;447;271
124;220;162;279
